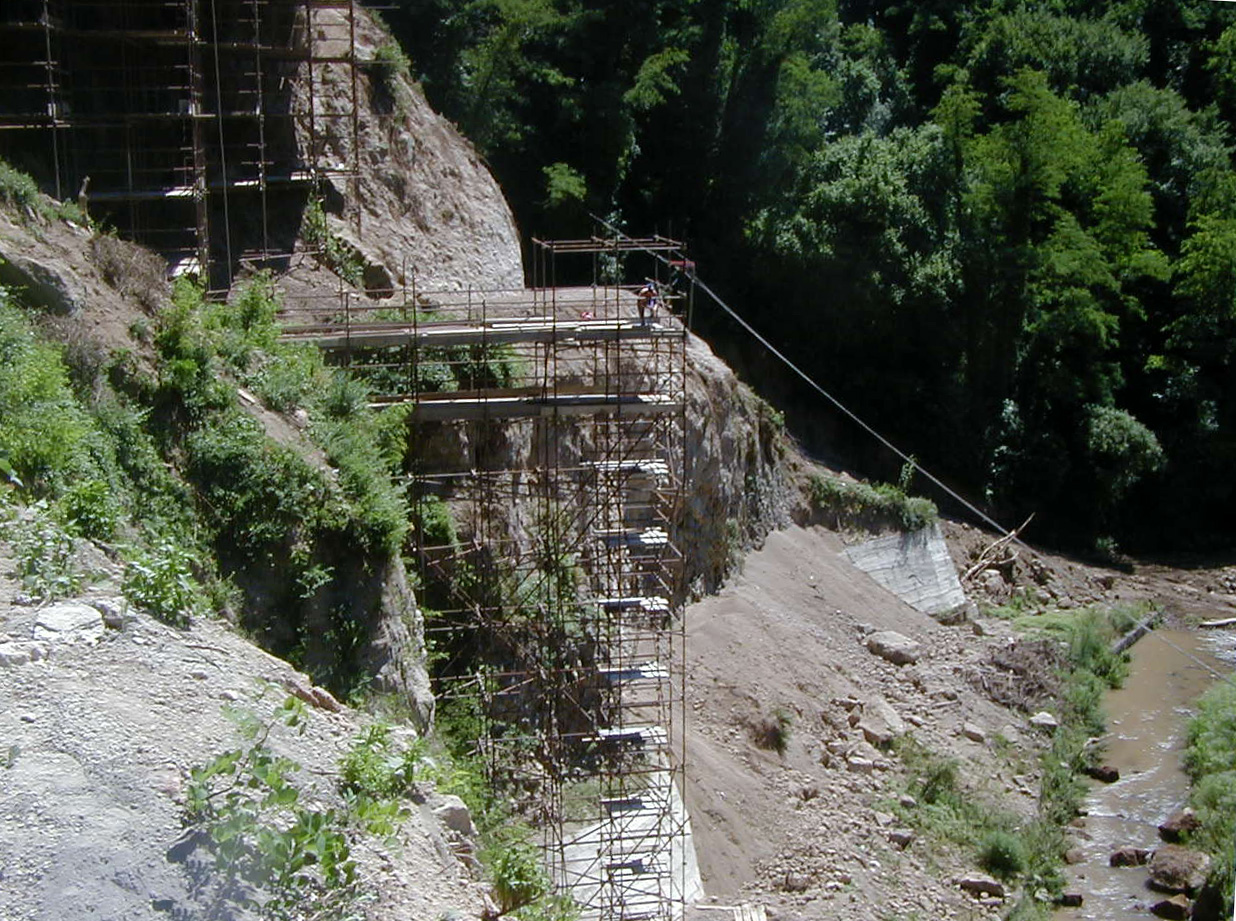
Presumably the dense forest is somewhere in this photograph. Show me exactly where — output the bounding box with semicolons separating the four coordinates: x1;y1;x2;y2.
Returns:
376;0;1236;554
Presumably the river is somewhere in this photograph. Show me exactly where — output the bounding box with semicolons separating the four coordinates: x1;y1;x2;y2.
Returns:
1058;627;1234;919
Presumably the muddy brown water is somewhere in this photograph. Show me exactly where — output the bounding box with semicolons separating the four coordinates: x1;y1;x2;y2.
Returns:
1058;628;1233;920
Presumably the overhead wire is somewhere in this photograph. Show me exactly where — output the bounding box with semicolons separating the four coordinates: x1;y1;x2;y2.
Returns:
589;212;1018;540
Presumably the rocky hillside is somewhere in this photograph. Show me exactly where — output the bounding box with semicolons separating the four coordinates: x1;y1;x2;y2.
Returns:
289;6;524;293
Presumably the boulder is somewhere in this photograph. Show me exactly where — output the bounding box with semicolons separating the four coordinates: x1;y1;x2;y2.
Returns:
1057;892;1083;907
1151;894;1192;920
431;794;478;840
857;698;906;747
1149;845;1211;893
866;631;922;665
1159;808;1201;843
962;722;987;744
1029;711;1059;731
1085;764;1120;783
1109;846;1151;867
0;252;86;315
957;875;1005;898
33;602;104;644
1064;848;1085;865
888;828;915;849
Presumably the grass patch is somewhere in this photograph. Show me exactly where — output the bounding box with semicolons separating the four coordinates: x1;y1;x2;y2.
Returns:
1183;680;1236;916
808;473;937;533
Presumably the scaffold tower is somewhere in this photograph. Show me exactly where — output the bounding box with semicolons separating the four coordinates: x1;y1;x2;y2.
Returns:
0;0;362;287
279;234;697;920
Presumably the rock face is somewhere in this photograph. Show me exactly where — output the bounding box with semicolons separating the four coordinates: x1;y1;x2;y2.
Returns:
1149;845;1212;893
865;631;922;665
293;8;523;292
680;334;798;593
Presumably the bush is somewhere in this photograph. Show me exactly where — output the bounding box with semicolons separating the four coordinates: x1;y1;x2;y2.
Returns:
59;478;119;541
122;541;202;626
5;502;80;600
750;708;793;754
0;296;98;493
979;828;1028;879
491;840;549;914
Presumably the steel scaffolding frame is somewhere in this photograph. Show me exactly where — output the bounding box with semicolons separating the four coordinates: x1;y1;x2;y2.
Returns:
0;0;362;286
280;236;694;920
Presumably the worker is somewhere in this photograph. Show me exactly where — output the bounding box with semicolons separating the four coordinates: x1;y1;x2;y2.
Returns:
636;281;658;326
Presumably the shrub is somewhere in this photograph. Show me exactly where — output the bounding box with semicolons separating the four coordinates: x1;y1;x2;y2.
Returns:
122;540;202;626
979;828;1028;879
0;296;97;493
5;502;80;600
339;723;425;801
1185;682;1236;779
183;698;360;918
59;478;119;541
750;708;793;754
491;840;549;914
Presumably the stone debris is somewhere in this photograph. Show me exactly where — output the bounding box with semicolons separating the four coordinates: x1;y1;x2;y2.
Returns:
865;631;921;666
888;828;915;849
431;794;478;840
282;675;343;712
961;722;986;743
1151;894;1192;920
0;641;49;667
856;698;906;747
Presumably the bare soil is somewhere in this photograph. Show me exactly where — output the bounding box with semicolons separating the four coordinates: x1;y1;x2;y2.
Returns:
681;518;1236;920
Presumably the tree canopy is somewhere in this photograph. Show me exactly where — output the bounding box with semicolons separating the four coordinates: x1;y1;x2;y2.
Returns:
377;0;1236;553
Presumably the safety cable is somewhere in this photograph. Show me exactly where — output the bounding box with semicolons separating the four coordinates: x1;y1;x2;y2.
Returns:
589;213;1017;539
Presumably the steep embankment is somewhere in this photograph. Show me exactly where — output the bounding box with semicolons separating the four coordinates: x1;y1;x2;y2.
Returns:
286;6;523;293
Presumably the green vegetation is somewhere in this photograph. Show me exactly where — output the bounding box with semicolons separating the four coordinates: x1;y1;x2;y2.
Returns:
1183;680;1236;916
0;157;85;224
891;604;1138;913
183;697;419;920
379;0;1236;553
0;266;409;697
750;707;793;755
808;473;938;532
301;197;364;288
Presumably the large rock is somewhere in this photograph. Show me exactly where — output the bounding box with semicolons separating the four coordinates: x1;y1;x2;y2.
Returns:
1149;845;1211;893
857;698;906;747
1029;711;1059;731
0;252;86;315
1159;808;1201;843
865;631;922;665
957;875;1005;898
431;794;478;840
1151;894;1192;920
1109;846;1151;867
33;602;104;644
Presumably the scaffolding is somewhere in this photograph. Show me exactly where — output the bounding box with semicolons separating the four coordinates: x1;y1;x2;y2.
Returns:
0;0;362;287
280;236;695;920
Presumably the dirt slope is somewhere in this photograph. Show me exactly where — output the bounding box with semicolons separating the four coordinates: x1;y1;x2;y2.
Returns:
683;524;1030;919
